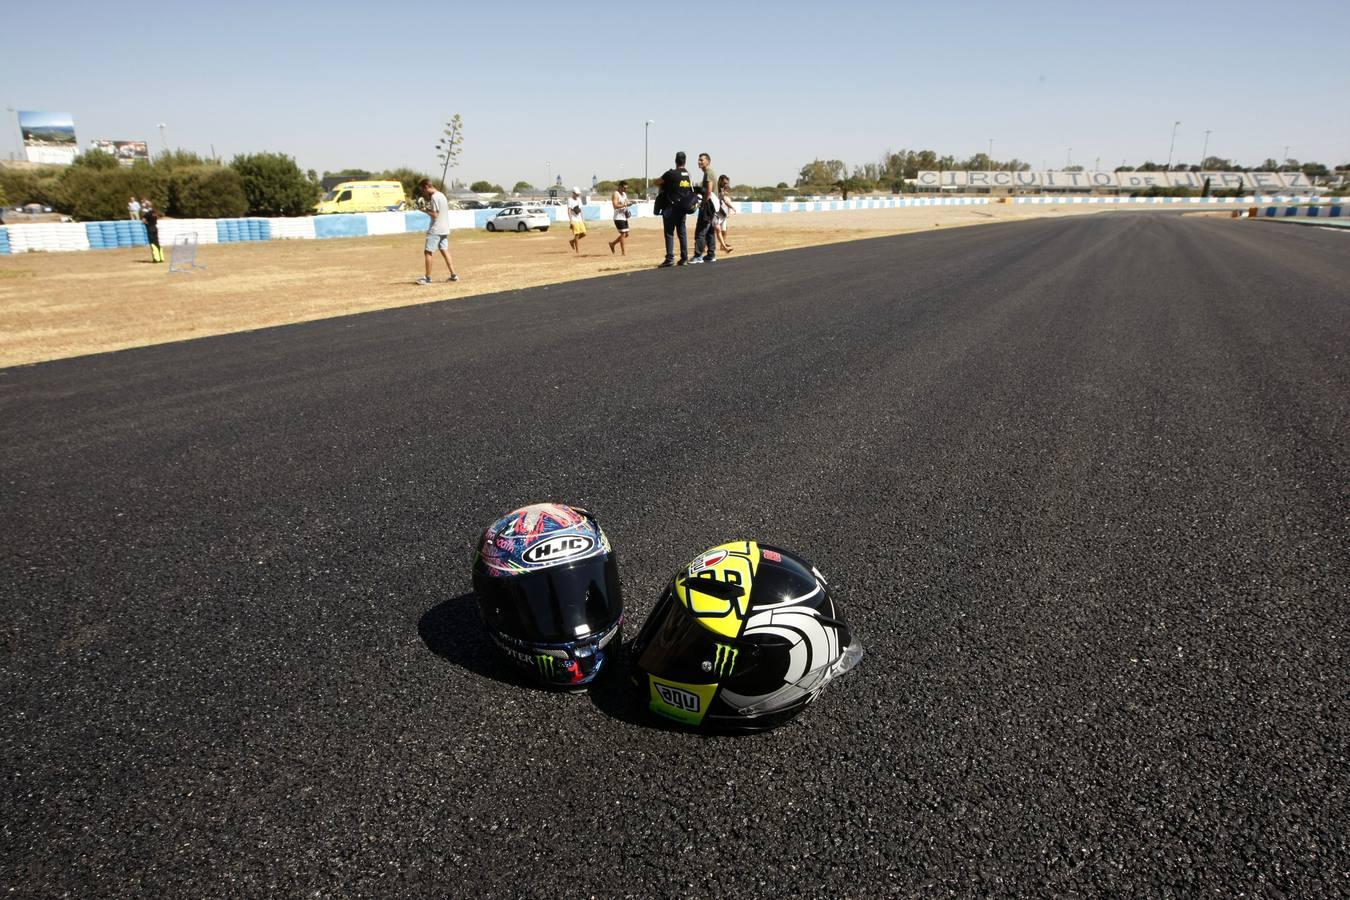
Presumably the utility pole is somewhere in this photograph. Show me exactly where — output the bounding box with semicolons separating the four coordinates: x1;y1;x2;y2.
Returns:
1166;120;1180;170
157;123;168;157
1201;129;1212;168
987;138;993;171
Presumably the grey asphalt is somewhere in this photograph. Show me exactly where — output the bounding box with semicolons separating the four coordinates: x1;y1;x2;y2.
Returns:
1;214;1346;897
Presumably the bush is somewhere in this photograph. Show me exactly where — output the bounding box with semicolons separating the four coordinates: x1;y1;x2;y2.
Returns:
50;167;134;221
230;152;317;216
376;167;430;204
0;166;62;209
169;166;248;218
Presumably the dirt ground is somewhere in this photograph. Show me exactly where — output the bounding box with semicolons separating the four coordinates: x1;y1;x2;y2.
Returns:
0;203;1130;367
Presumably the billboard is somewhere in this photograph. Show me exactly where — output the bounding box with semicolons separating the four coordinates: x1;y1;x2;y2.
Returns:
19;110;78;165
89;139;150;166
916;170;1313;191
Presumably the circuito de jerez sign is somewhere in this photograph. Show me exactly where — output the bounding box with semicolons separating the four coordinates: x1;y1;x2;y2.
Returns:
917;170;1313;190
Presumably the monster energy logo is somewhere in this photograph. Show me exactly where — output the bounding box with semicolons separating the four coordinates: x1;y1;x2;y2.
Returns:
536;654;558;678
714;643;739;678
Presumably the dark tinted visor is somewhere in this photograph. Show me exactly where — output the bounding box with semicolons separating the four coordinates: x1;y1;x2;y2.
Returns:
481;555;622;644
633;587;757;684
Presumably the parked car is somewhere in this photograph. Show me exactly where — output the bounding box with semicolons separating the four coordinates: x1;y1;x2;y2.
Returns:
458;199;489;210
485;206;550;232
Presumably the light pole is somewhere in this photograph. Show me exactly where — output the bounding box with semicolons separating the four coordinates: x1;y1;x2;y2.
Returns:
987;138;993;171
1282;145;1290;170
157;123;168;156
1166;120;1180;170
1200;129;1212;169
644;120;654;198
1066;147;1072;168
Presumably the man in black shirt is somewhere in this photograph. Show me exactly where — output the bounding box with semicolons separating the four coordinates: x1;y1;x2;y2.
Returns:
654;151;694;268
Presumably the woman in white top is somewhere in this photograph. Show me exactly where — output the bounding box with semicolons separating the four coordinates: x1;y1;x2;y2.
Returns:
715;174;735;253
608;180;636;256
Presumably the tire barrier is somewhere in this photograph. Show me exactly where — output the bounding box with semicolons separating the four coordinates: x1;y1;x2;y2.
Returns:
215;218;272;243
3;197;1342;254
85;220;149;249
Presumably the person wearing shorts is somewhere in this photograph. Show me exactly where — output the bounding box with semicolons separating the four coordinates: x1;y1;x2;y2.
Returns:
567;187;587;254
417;178;459;285
716;174;734;253
609;180;635;255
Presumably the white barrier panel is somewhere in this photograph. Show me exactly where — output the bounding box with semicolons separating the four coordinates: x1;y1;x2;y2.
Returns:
267;217;317;240
446;211;478;230
364;211;407;236
5;222;91;253
157;219;220;245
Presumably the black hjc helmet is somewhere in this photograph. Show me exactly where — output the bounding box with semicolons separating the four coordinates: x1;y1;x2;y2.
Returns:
472;503;623;688
629;541;862;731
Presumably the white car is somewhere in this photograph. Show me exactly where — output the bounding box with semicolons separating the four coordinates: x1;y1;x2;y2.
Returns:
485;206;550;232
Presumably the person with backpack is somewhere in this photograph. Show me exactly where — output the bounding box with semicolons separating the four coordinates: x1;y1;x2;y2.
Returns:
653;151;696;268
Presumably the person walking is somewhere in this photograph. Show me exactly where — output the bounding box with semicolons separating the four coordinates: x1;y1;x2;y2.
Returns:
654;151;695;268
128;196;141;221
417;178;459;284
141;200;163;263
715;174;735;254
690;152;718;264
608;180;636;255
567;187;587;254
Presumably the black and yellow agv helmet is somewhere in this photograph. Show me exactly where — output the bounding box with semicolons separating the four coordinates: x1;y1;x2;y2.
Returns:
629;541;862;732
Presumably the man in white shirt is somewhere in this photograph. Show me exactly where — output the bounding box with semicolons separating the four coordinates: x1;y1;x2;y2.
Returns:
417;178;459;284
128;196;141;221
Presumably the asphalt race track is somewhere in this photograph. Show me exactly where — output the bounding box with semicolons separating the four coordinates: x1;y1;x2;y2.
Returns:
2;214;1346;897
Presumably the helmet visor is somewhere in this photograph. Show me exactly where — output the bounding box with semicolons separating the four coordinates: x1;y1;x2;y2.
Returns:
481;555;622;645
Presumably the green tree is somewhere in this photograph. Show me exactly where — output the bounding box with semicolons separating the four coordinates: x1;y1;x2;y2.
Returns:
169;166;249;218
796;159;846;187
70;149;120;171
325;167;373;181
470;180;495;193
230;152;316;216
377;167;433;203
154;149;210;172
512;180;534;193
0;165;62;209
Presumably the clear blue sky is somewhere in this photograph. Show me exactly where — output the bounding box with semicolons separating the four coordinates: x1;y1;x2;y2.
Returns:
4;0;1347;186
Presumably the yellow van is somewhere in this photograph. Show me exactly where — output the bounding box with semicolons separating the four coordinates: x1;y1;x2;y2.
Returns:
315;180;407;214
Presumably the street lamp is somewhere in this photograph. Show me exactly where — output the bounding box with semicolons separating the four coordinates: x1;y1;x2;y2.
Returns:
644;119;654;198
157;123;168;156
987;138;993;171
1201;129;1212;169
1166;120;1181;170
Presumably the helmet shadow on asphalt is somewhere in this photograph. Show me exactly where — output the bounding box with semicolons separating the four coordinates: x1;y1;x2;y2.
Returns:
416;593;709;735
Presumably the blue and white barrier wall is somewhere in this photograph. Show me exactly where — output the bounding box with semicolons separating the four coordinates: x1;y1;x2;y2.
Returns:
0;196;1338;253
1261;204;1345;218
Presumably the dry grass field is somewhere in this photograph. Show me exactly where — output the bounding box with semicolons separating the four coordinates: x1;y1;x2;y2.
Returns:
0;203;1123;367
